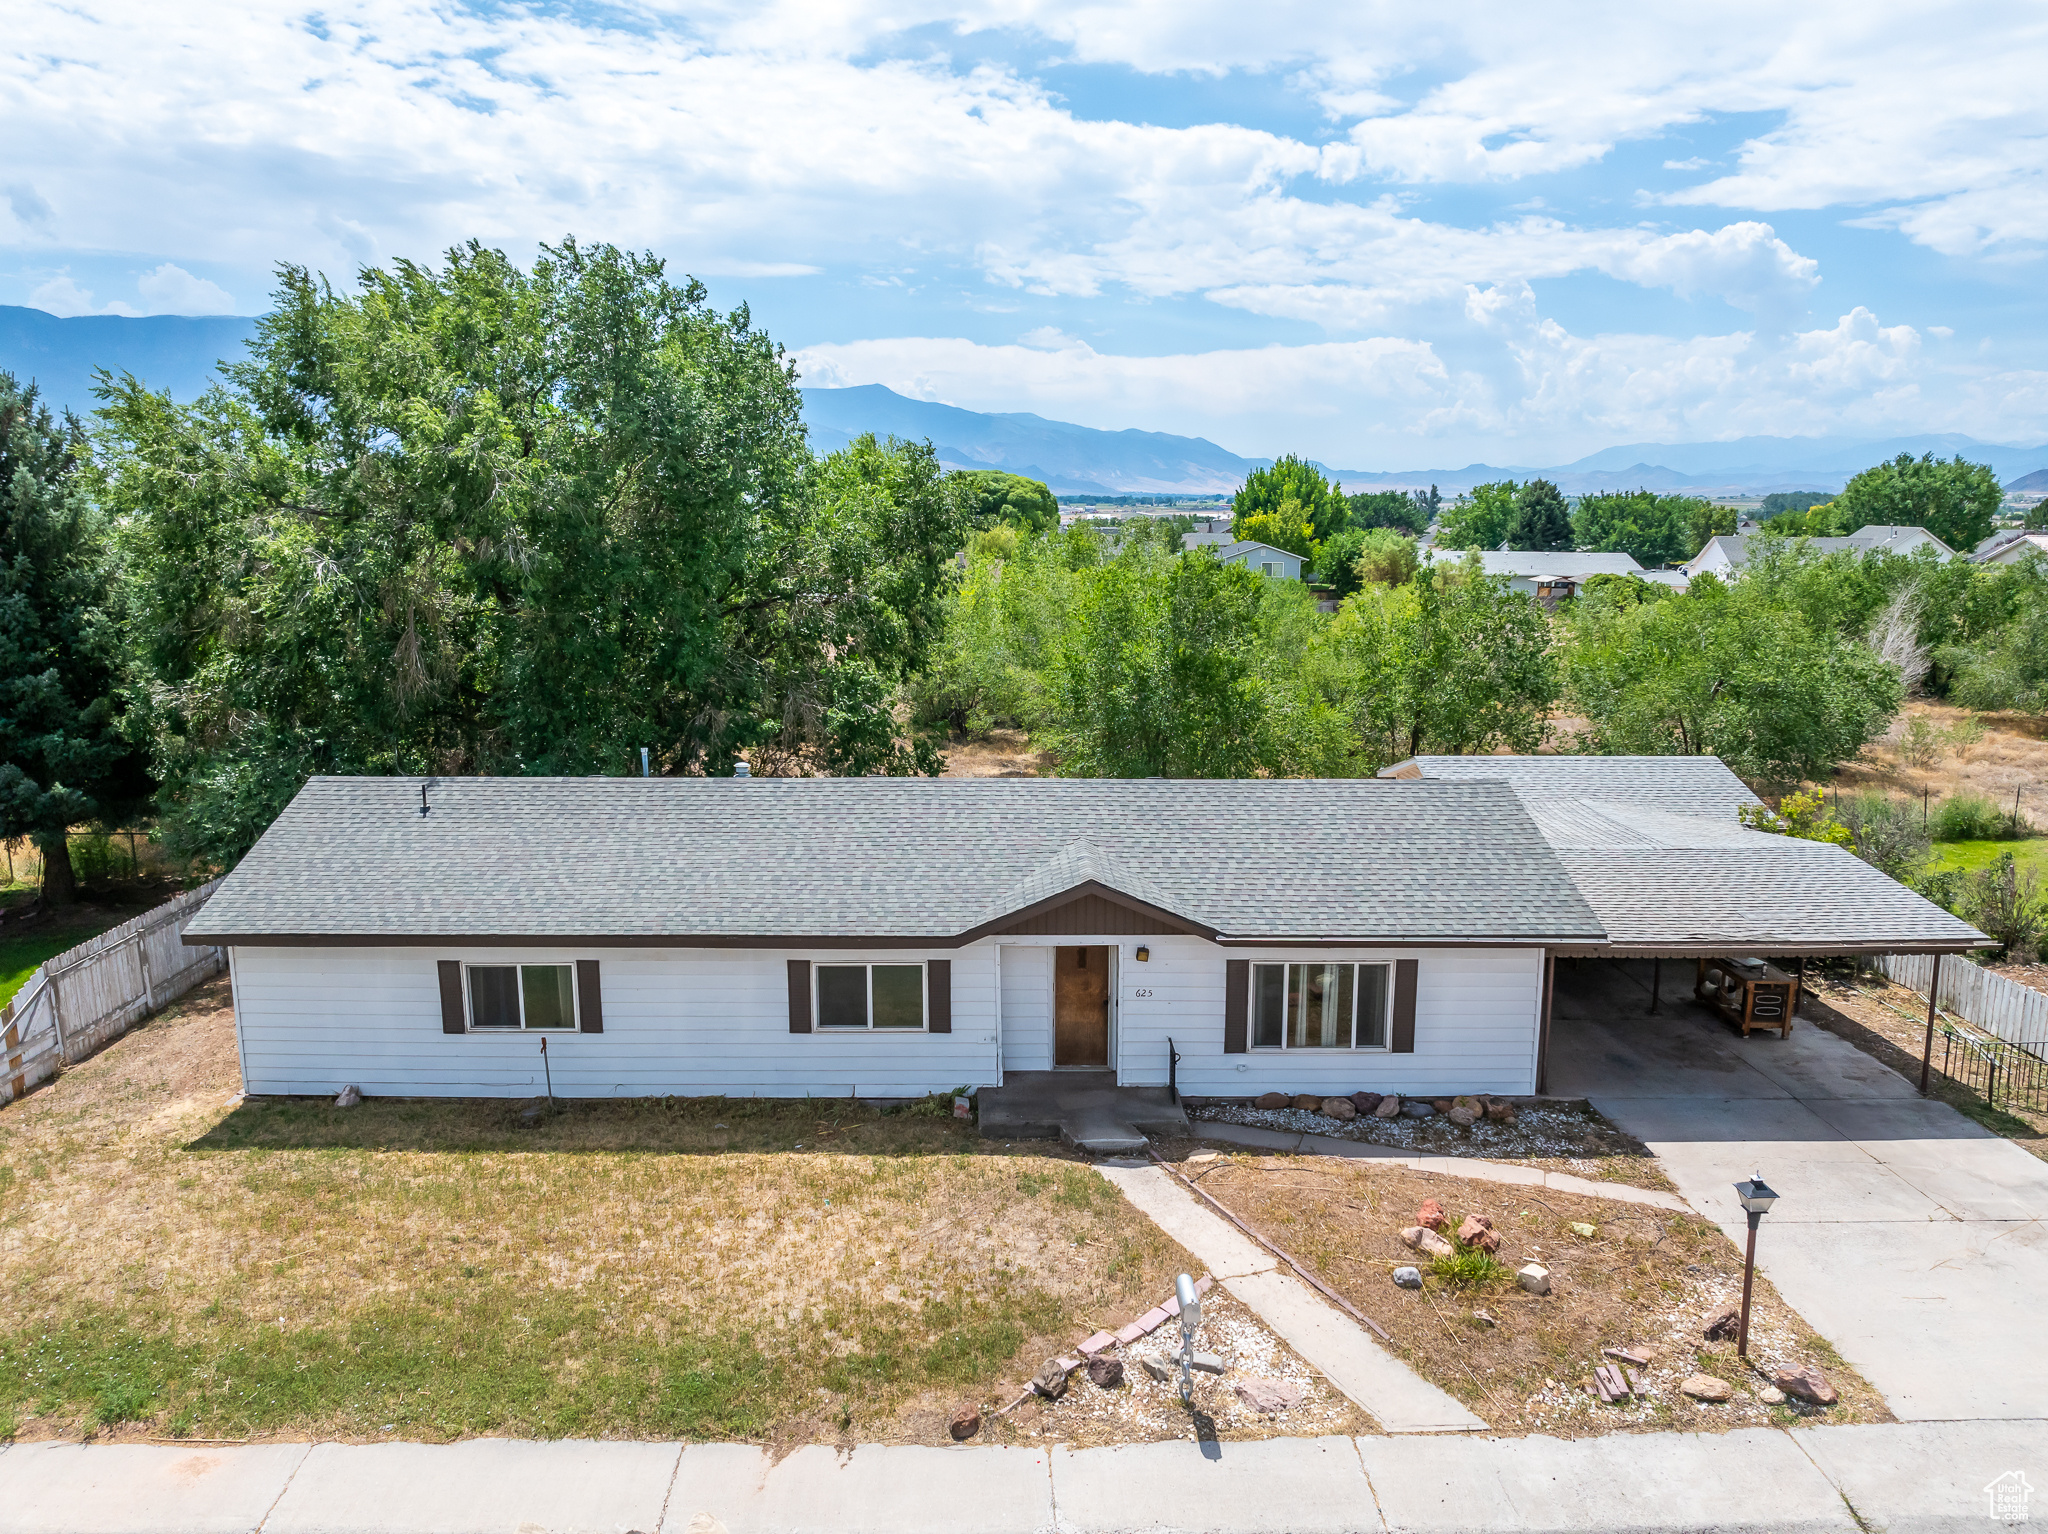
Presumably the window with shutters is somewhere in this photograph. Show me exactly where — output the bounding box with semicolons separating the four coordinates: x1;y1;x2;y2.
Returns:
815;963;927;1030
465;963;578;1030
1249;962;1389;1049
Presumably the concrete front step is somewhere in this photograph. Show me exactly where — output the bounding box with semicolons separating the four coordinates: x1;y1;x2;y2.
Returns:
979;1070;1189;1153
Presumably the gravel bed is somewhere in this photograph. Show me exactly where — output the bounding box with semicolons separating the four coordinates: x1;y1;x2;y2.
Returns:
1188;1101;1643;1162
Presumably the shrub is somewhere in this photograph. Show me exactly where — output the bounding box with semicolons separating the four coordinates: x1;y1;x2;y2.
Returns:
1943;714;1987;757
1915;868;1966;913
1932;793;2007;842
1739;788;1853;848
1431;1239;1511;1289
1837;793;1930;883
1898;714;1942;767
1962;853;2044;963
68;832;129;886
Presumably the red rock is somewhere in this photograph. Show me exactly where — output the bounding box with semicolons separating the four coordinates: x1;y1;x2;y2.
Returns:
1254;1091;1290;1110
949;1404;981;1439
1233;1377;1306;1414
1456;1214;1500;1252
1484;1098;1516;1122
1293;1094;1322;1111
1415;1198;1448;1232
1771;1366;1838;1405
1430;1098;1455;1114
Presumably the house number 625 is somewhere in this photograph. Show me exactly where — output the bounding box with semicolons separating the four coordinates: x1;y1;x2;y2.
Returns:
1132;988;1154;998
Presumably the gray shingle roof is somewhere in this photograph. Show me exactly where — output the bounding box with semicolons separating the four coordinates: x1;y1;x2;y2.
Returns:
185;776;1606;946
1381;755;1764;818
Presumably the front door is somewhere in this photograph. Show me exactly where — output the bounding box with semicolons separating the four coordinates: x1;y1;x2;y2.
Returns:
1054;945;1111;1066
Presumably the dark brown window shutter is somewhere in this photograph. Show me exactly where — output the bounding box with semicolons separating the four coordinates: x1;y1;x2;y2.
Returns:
1223;959;1249;1054
1391;958;1418;1054
788;960;811;1033
438;960;465;1034
577;960;604;1033
927;960;951;1033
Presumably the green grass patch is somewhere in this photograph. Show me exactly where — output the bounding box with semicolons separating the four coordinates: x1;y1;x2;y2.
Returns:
1430;1243;1511;1289
1926;837;2048;877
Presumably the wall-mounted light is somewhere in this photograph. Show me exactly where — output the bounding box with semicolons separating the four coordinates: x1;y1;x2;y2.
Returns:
1135;945;1150;962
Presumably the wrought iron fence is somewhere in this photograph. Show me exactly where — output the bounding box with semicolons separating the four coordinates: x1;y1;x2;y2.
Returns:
1931;1020;2048;1113
1877;952;2048;1114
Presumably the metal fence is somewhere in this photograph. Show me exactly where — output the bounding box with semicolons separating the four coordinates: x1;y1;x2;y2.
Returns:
1;880;224;1107
1877;952;2048;1113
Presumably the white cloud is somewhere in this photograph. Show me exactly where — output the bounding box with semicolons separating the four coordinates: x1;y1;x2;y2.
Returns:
135;263;235;314
26;273;140;316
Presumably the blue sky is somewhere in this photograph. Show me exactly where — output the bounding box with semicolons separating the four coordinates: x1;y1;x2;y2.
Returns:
5;0;2046;466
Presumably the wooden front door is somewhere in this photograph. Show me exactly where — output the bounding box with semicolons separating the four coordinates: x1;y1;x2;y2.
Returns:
1054;945;1111;1066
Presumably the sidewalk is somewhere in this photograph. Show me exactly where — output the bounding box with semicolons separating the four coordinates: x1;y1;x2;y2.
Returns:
0;1420;2040;1532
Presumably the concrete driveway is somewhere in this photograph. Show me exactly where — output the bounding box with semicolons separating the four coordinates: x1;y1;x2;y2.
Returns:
1548;957;2048;1423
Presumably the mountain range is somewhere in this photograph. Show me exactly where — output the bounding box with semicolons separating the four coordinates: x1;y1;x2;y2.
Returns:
8;304;2047;496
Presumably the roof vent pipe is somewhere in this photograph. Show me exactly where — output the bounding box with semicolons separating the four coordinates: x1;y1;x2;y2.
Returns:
734;761;751;778
640;746;650;778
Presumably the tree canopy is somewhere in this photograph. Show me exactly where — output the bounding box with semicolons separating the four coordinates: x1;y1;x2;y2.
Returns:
1234;455;1346;547
946;469;1058;534
1573;490;1731;567
1833;452;2001;552
0;373;150;901
1346;489;1430;535
98;239;963;867
1504;479;1573;552
1433;481;1518;551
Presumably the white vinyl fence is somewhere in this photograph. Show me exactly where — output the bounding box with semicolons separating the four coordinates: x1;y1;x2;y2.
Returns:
1;880;224;1107
1876;952;2048;1055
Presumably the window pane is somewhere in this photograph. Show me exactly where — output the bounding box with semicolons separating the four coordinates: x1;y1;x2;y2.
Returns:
522;964;576;1029
1289;963;1350;1048
1251;964;1285;1048
1335;964;1355;1049
871;965;924;1029
1358;964;1389;1048
817;965;868;1028
468;966;520;1028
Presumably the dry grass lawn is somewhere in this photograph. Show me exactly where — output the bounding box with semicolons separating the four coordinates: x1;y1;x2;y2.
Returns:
939;729;1052;778
1833;701;2046;820
1158;1145;1890;1438
0;977;1263;1448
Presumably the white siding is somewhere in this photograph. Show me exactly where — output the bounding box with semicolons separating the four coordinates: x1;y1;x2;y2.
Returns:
231;945;1000;1099
1105;937;1542;1097
998;944;1054;1071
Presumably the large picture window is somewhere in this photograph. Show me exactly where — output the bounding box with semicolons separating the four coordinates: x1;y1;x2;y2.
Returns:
1250;962;1389;1050
816;963;927;1030
466;963;577;1030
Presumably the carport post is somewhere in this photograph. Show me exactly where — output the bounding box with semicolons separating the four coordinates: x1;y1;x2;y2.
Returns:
1648;957;1661;1015
1917;953;1943;1096
1535;953;1555;1095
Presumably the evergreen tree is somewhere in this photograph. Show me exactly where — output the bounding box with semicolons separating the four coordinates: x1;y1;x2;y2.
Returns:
0;374;149;902
1505;479;1574;551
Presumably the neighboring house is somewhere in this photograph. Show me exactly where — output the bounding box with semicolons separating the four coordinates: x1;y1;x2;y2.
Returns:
1970;529;2048;565
1684;525;1954;579
185;767;1982;1103
1199;539;1305;580
1423;549;1648;604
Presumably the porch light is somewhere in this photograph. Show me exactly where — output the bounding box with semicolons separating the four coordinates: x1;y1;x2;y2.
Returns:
1135;946;1150;962
1731;1171;1778;1358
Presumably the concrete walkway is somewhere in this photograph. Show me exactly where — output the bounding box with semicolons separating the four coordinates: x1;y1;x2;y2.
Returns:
1549;958;2048;1423
1186;1119;1691;1213
1095;1162;1486;1434
1;1420;2042;1532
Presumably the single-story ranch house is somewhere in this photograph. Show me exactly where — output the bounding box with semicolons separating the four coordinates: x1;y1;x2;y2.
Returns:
185;761;1984;1102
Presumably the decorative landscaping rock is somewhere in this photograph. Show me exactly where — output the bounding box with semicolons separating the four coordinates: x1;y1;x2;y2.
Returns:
1401;1100;1435;1118
1702;1304;1742;1342
1680;1374;1733;1403
1293;1093;1323;1111
1771;1366;1839;1405
1456;1214;1499;1252
1031;1360;1071;1399
1350;1091;1383;1114
334;1084;362;1108
1139;1355;1172;1383
1484;1098;1517;1122
1254;1091;1290;1110
1234;1377;1305;1414
1415;1198;1447;1230
1416;1229;1455;1259
1471;1309;1497;1328
1568;1221;1598;1239
1453;1095;1483;1114
1430;1098;1455;1114
1190;1351;1225;1375
1757;1386;1786;1405
1392;1266;1422;1289
1373;1094;1403;1119
1517;1263;1551;1295
1321;1096;1358;1120
1445;1106;1479;1128
949;1404;982;1440
1085;1356;1125;1389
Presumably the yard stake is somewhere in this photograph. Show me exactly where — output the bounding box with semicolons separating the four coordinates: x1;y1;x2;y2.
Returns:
541;1036;555;1106
1918;952;1943;1096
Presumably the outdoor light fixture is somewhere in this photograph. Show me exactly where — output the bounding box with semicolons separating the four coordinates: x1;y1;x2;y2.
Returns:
1175;1272;1202;1402
1135;946;1151;962
1732;1171;1779;1359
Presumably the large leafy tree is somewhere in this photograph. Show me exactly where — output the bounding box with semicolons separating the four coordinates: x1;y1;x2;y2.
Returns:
0;374;151;902
946;469;1058;534
1316;556;1557;767
1347;489;1429;535
1574;490;1731;567
1234;455;1346;547
1504;479;1574;552
1433;481;1518;551
1833;452;2001;552
1563;572;1903;785
1937;551;2048;715
98;240;963;867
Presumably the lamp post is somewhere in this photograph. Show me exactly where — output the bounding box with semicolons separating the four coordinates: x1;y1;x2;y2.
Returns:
1732;1172;1779;1360
1174;1272;1203;1403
